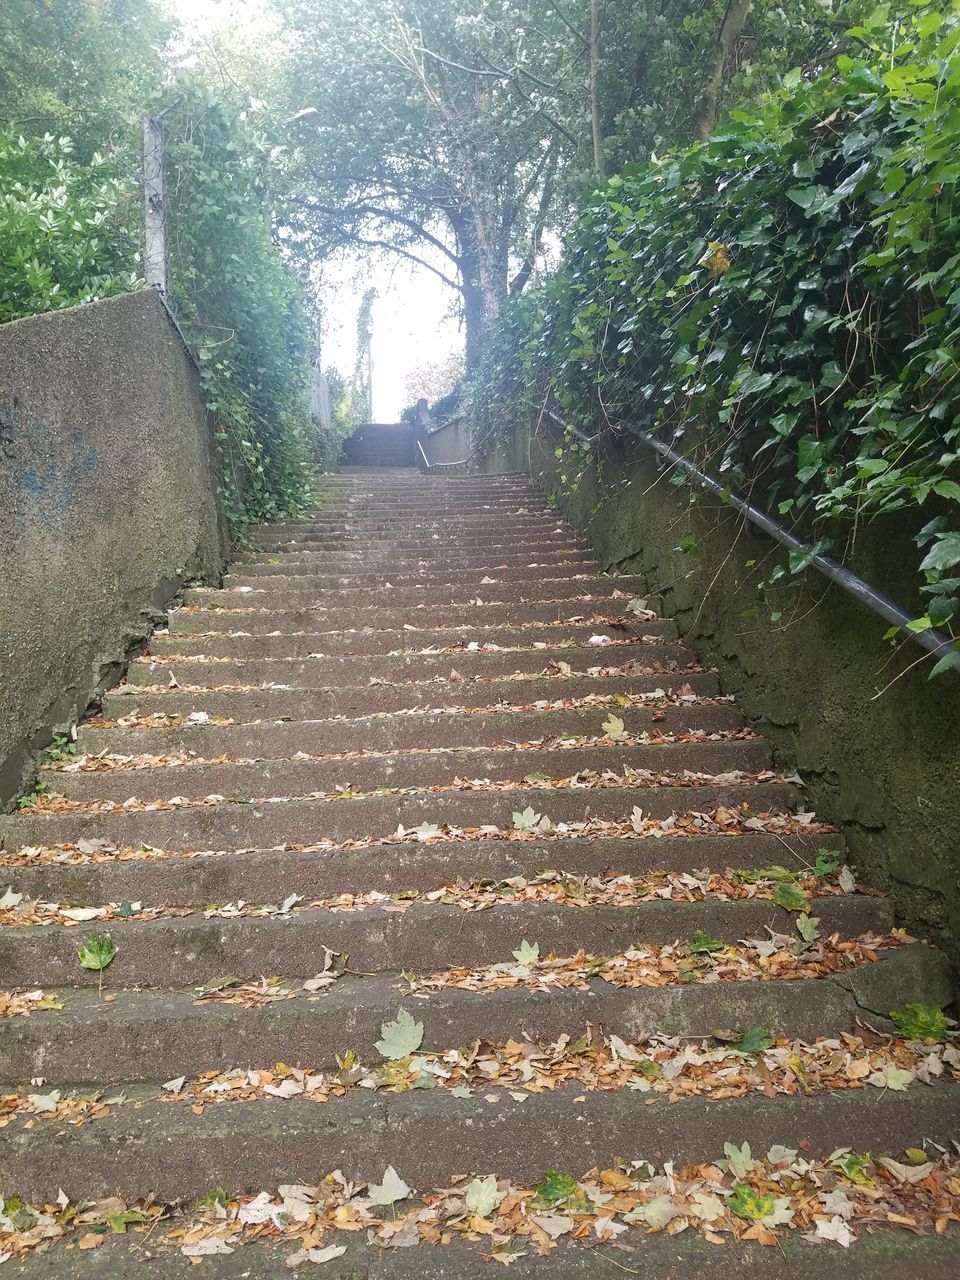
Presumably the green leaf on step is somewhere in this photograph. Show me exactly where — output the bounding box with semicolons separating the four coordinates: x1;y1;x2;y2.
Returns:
108;1210;146;1234
465;1175;506;1217
602;713;626;740
796;913;821;943
533;1170;586;1209
625;598;648;615
512;939;540;965
375;1008;424;1060
77;933;116;971
735;864;798;884
367;1165;411;1205
732;1027;774;1056
773;882;810;912
512;806;542;831
115;901;141;918
813;849;841;877
729;1183;776;1222
829;1151;875;1187
890;1002;950;1043
690;929;725;953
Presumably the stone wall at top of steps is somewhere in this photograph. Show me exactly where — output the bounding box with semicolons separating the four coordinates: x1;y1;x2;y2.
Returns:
0;289;228;803
481;415;960;981
341;421;416;467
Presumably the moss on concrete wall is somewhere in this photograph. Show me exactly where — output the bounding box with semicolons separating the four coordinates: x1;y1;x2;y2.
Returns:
494;418;960;974
0;290;227;800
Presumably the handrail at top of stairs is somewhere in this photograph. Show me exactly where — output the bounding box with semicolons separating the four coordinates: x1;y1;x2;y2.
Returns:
416;439;471;472
543;408;959;674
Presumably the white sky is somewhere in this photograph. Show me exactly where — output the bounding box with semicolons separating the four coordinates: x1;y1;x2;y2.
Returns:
170;0;461;419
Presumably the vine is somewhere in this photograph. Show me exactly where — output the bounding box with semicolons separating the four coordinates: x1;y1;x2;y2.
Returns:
470;2;960;675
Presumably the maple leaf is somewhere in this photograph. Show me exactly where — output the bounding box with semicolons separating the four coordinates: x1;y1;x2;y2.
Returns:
690;929;724;953
512;939;540;965
375;1008;424;1060
890;1001;950;1043
465;1175;506;1217
512;806;542;831
602;714;626;740
368;1166;411;1205
732;1026;774;1056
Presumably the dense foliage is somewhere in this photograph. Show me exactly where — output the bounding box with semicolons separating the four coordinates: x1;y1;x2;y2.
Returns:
0;129;141;322
471;3;960;673
163;89;315;529
0;0;320;532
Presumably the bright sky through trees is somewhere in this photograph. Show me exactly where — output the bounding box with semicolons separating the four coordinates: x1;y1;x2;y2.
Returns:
172;0;461;419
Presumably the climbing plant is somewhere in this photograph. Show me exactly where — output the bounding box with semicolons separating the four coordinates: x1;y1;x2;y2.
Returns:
163;87;316;531
471;1;960;674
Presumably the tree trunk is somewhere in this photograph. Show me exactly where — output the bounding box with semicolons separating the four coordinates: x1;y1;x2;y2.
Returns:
692;0;751;142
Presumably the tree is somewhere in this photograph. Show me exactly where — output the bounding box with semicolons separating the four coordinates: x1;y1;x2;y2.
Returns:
272;0;587;368
0;0;172;158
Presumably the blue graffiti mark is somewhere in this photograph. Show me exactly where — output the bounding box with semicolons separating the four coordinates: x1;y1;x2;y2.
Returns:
5;404;99;522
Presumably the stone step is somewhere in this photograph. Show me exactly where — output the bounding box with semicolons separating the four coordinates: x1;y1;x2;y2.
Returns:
0;943;944;1083
222;562;601;588
251;533;591;553
123;641;695;689
0;778;796;853
0;893;891;988
182;575;648;611
4;830;841;907
4;1073;957;1204
252;527;588;548
9;1225;957;1279
232;549;598;574
46;739;772;803
145;618;677;658
166;596;648;634
100;670;720;721
77;699;741;755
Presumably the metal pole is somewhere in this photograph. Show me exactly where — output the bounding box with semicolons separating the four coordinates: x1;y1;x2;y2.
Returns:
544;409;959;670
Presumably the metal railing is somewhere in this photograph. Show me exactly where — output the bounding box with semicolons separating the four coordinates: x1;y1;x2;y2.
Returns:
544;407;958;670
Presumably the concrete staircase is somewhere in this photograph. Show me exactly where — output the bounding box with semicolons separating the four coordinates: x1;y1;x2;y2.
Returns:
0;467;957;1274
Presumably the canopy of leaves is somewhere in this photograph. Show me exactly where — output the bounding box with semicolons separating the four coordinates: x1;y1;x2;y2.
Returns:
471;2;960;672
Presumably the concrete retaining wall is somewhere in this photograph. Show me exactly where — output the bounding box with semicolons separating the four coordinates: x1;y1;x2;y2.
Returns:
485;416;960;972
0;289;227;800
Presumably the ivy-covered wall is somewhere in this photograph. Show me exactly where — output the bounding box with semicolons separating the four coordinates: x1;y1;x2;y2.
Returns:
496;416;960;975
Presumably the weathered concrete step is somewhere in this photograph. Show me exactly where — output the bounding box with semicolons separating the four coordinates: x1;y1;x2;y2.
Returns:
5;831;840;908
232;552;598;577
182;575;648;610
0;944;944;1083
222;563;601;589
4;1077;958;1204
235;543;595;566
0;895;889;989
0;779;793;853
253;519;585;539
253;529;587;550
48;739;772;804
124;641;694;689
10;1227;958;1280
101;671;719;723
252;534;591;554
166;596;648;634
78;699;741;756
146;618;677;658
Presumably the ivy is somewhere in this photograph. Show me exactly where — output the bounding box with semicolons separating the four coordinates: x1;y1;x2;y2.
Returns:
163;88;315;532
470;2;960;673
